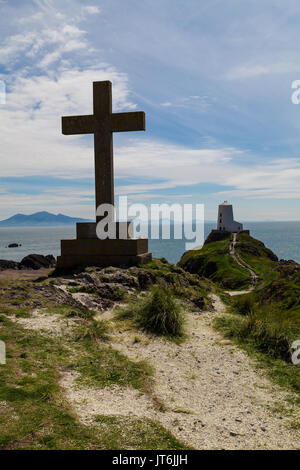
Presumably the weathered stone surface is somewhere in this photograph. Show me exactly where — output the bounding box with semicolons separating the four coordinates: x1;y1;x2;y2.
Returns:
20;254;56;270
62;81;145;213
102;272;139;289
77;221;134;240
137;270;156;289
56;252;151;270
60;238;148;256
0;259;19;271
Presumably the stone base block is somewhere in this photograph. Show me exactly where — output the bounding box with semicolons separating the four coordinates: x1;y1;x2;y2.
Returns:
57;252;151;269
61;238;148;256
77;221;134;240
56;237;151;269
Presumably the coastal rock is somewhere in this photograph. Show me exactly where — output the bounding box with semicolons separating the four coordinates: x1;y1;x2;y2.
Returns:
7;243;21;248
20;254;56;270
0;259;20;271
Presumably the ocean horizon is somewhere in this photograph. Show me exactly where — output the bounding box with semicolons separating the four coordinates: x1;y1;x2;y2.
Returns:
0;221;300;265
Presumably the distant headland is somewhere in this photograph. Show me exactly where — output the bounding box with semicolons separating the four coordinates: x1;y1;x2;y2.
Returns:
0;211;91;227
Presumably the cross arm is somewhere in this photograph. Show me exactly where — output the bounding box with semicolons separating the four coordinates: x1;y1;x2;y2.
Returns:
111;112;145;133
62;115;95;135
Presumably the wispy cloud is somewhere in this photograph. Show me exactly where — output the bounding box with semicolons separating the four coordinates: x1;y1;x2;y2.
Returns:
83;5;101;15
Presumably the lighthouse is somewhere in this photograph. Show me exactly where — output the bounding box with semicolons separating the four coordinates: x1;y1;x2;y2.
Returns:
217;201;243;232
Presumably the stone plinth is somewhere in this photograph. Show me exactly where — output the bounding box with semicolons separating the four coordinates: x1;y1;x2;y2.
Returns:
76;222;134;239
57;237;151;269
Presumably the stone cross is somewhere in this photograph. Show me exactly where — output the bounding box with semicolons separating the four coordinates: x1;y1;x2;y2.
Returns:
62;81;145;220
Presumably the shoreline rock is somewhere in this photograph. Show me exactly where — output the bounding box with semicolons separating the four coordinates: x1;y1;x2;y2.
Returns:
0;254;56;272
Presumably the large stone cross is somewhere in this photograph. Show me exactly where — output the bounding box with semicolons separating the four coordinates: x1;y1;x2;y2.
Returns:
62;81;145;220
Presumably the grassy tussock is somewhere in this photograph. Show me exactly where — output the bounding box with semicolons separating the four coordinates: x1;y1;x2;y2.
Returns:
118;287;185;338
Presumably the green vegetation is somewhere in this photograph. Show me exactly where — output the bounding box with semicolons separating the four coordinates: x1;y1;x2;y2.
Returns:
143;258;215;310
213;248;300;395
178;230;300;396
0;277;186;449
214;315;300;397
117;286;185;338
179;236;251;289
76;347;153;391
1;233;299;449
92;416;191;450
225;258;300;364
235;233;279;285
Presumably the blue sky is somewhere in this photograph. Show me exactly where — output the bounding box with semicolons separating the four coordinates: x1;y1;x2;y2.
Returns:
1;0;300;221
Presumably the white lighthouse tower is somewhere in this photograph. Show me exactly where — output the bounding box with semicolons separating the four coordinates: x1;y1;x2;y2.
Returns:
217;201;243;232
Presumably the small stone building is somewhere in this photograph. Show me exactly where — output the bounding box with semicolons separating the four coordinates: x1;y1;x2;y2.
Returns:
217;201;243;233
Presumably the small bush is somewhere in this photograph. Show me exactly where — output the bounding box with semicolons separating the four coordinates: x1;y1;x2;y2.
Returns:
76;320;110;342
232;295;255;315
136;287;184;337
118;287;184;338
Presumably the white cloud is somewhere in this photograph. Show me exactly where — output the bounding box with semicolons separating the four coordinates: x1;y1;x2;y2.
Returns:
83;5;101;15
226;62;300;80
0;66;137;180
226;65;271;80
160;95;214;109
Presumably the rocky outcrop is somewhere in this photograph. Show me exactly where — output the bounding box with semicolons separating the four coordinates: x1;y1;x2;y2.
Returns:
7;243;21;248
204;230;231;244
0;259;20;271
20;254;56;270
0;254;56;271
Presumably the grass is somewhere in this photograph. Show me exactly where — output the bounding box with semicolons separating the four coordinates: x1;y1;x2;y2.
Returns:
214;314;300;397
117;286;185;339
75;347;153;391
143;258;215;311
178;238;251;289
235;233;279;285
92;415;191;450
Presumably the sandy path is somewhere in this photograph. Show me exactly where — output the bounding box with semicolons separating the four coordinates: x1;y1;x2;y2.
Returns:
61;295;300;450
227;233;257;296
0;268;52;281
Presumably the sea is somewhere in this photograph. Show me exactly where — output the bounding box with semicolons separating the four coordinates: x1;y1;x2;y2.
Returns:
0;222;300;265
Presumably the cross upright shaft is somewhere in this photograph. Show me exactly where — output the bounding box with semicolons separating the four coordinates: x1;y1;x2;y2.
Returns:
62;81;145;221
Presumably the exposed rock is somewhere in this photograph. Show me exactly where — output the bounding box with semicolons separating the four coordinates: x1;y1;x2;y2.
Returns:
45;254;56;265
74;271;127;300
192;295;205;309
96;283;126;301
20;254;56;270
204;230;231;244
103;271;139;289
279;259;298;266
137;270;157;289
7;243;21;248
0;259;20;271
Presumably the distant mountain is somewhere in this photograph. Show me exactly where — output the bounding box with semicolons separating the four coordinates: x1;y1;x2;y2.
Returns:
0;211;92;227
